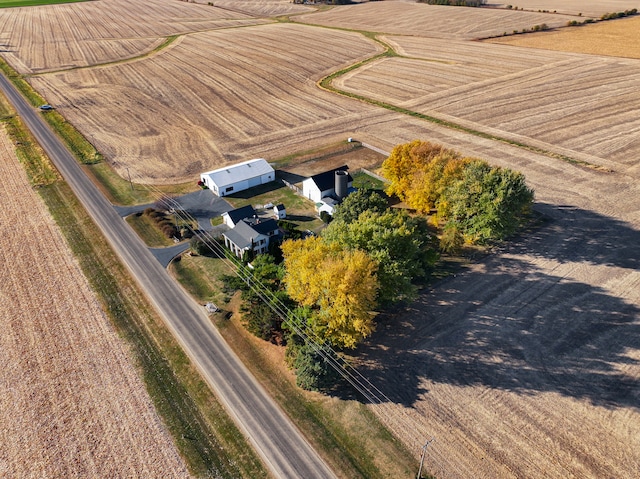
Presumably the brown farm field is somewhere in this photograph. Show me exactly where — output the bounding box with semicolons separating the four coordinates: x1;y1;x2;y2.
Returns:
336;35;640;174
296;2;583;39
28;22;384;183
0;126;190;478
2;0;640;478
487;15;640;59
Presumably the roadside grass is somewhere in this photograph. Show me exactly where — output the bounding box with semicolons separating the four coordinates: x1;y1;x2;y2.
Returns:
0;95;59;187
171;254;417;479
169;254;230;308
84;162;197;206
39;180;269;479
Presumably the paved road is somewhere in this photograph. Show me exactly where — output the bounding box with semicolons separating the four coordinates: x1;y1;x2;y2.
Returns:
0;73;337;479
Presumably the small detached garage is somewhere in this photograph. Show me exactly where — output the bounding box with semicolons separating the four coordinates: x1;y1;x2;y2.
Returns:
201;159;275;197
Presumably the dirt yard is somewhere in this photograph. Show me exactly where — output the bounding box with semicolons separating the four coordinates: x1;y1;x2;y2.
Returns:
0;126;190;477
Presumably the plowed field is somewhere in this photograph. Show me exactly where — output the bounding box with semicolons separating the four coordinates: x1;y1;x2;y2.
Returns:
297;2;581;40
0;127;190;478
336;35;640;174
2;0;640;478
0;0;263;73
29;22;383;183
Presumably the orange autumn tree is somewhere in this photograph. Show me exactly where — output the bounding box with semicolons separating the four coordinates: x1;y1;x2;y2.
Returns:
281;236;379;349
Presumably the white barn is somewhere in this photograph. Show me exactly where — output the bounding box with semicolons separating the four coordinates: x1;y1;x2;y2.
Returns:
200;159;275;197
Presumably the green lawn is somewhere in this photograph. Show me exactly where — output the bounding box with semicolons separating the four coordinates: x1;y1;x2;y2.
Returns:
0;0;87;6
225;179;324;233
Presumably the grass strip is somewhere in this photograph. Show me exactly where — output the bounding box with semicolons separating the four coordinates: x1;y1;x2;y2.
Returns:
309;28;599;169
0;0;87;7
0;95;59;186
39;180;269;479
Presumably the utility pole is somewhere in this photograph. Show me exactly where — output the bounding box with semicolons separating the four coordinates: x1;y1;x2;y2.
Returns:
125;167;133;191
417;437;435;479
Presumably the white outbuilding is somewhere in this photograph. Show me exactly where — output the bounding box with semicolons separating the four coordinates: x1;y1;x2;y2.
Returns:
200;159;275;197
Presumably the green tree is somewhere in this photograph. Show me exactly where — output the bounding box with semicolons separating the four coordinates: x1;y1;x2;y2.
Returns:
281;237;379;349
291;342;341;392
440;160;534;244
323;210;438;305
332;189;388;223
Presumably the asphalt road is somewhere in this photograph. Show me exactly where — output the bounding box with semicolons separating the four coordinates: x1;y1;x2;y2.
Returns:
0;73;337;479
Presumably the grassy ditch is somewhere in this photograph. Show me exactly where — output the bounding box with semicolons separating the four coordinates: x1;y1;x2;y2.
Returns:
171;254;419;479
39;180;269;479
0;95;59;187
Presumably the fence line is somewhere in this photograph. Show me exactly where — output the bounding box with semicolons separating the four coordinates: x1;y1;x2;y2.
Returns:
282;178;302;195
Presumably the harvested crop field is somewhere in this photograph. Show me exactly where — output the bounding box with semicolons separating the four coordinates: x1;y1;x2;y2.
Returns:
487;16;640;59
0;127;190;477
0;0;264;74
3;0;640;477
351;134;640;478
296;2;581;40
29;22;383;183
492;0;639;17
203;0;314;17
336;35;640;174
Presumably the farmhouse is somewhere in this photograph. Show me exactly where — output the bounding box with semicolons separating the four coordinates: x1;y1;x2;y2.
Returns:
223;217;281;258
302;165;353;215
200;159;275;197
221;205;256;228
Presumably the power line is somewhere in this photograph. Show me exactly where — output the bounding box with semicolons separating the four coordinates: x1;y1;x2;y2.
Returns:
124;170;466;478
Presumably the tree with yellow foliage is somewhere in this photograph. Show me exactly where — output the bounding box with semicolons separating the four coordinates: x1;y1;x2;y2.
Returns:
281;236;379;349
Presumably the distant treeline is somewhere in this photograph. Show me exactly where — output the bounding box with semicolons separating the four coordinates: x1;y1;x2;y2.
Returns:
418;0;486;6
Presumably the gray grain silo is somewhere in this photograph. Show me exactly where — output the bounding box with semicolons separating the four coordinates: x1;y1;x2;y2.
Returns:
335;170;349;200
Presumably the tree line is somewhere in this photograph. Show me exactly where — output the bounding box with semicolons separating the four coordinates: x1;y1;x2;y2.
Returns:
225;140;534;391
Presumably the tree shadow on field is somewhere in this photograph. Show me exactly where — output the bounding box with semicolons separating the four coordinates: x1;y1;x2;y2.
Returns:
341;204;640;409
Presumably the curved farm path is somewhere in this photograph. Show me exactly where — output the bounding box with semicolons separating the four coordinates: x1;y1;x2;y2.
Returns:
0;127;190;478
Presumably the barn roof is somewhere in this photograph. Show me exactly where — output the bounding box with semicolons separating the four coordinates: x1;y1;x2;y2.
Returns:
307;165;351;191
202;159;274;188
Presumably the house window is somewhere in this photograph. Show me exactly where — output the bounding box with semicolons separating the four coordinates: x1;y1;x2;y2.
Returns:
225;186;234;193
260;239;266;245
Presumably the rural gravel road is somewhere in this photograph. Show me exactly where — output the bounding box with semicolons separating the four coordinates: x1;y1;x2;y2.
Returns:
0;73;337;479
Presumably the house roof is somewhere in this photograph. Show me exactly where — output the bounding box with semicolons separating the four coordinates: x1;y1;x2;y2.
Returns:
308;165;352;191
202;159;274;188
223;205;256;225
223;218;279;249
244;217;279;235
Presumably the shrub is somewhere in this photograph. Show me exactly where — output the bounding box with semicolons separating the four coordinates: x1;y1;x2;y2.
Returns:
143;207;155;216
320;210;332;224
291;343;341;392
